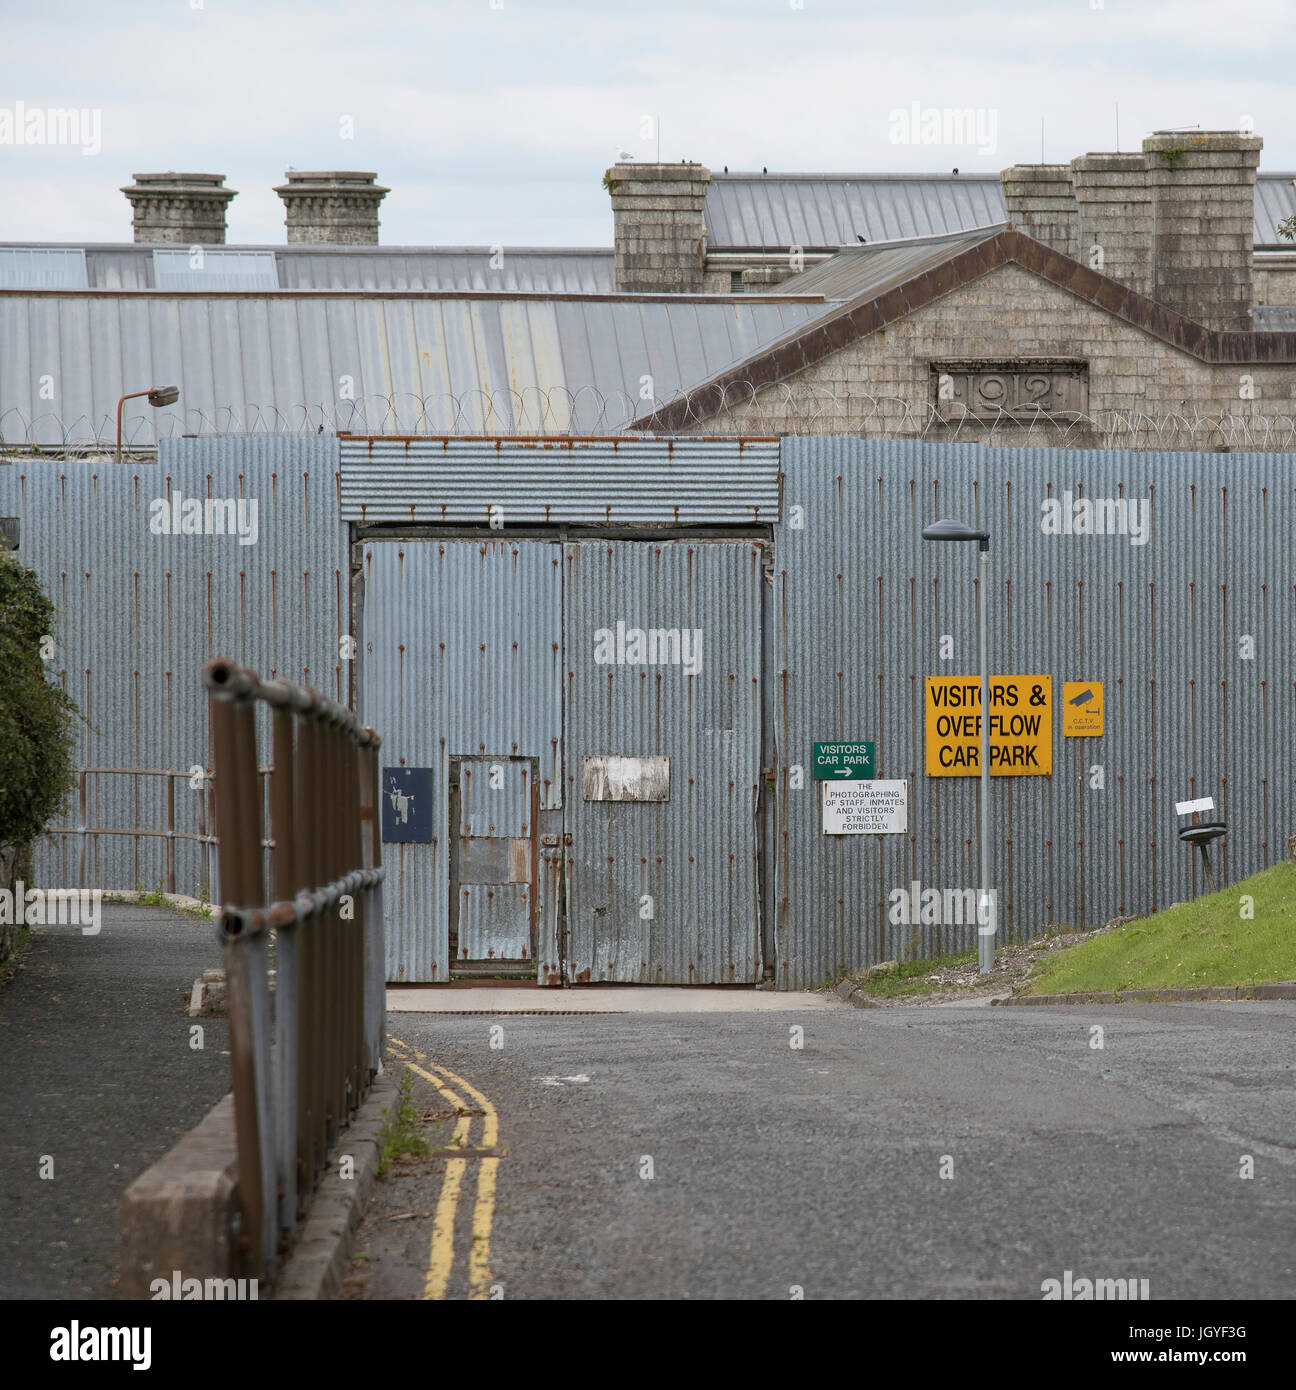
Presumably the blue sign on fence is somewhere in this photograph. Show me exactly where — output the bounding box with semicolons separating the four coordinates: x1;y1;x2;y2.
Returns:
381;767;433;843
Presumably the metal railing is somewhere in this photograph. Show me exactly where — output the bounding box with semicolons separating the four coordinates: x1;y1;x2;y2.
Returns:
47;766;219;896
46;764;284;900
205;657;385;1280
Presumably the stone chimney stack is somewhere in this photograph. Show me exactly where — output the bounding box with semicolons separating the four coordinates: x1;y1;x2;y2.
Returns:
1070;153;1155;296
1061;132;1260;330
121;173;237;244
1000;164;1078;259
273;171;389;246
1143;131;1261;332
606;162;711;293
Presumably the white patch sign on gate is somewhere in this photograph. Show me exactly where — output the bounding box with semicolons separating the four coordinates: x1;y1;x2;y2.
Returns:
822;779;908;835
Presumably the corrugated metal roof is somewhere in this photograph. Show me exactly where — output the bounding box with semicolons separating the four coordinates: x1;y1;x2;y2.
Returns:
770;226;1005;301
153;248;278;290
705;173;1008;248
0;247;87;288
339;436;780;522
0;293;833;445
1254;174;1296;245
0;165;1286;297
277;247;616;293
705;171;1296;250
0;243;616;293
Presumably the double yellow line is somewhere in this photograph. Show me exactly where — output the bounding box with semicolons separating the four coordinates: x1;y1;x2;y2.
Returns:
387;1036;501;1301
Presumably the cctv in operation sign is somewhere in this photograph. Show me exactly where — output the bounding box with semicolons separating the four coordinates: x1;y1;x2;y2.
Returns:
924;675;1052;776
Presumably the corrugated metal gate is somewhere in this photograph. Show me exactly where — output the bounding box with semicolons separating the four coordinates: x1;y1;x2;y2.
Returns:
564;541;764;983
358;540;564;982
358;536;765;984
350;436;779;984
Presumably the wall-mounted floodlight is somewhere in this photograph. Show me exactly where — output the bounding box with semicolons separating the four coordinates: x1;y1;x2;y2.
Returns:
922;519;993;974
115;385;180;464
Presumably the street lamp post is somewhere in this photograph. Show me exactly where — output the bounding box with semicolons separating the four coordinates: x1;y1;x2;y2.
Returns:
115;385;179;464
922;519;994;975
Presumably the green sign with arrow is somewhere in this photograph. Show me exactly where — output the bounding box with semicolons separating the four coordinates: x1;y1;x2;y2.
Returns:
812;742;874;781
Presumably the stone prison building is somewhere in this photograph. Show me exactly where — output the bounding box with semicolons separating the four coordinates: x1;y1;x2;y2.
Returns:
1;128;1295;452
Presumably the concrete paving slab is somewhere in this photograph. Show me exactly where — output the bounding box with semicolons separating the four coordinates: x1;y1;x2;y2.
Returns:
386;986;846;1013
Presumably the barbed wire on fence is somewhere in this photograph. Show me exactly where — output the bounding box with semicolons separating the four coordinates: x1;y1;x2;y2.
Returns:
4;385;1296;452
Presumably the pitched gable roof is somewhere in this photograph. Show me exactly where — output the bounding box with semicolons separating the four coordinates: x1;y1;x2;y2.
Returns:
767;224;1006;299
635;229;1296;431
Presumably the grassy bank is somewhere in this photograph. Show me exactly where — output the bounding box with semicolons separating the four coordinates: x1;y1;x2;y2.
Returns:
1022;862;1296;995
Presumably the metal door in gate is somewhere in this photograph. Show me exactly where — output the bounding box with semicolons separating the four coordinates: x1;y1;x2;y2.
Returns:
563;540;765;984
449;756;538;968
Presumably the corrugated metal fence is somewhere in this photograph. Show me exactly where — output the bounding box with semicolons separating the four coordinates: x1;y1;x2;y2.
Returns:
1;438;347;896
773;438;1296;987
4;434;1292;990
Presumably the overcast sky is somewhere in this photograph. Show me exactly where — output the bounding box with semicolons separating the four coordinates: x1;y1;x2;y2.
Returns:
0;0;1292;247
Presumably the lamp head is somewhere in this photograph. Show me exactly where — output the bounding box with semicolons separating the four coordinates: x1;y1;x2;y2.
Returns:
922;518;989;543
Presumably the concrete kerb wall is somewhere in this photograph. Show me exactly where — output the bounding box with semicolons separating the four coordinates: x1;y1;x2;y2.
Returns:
118;1094;240;1299
996;982;1296;1005
118;1068;396;1300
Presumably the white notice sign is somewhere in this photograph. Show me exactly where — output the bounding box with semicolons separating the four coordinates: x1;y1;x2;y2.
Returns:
821;779;908;835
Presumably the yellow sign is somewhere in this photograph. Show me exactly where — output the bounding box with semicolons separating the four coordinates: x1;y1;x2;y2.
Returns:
925;675;1052;777
1062;681;1104;736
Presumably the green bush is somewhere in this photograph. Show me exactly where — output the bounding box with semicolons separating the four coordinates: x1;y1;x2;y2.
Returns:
0;554;79;957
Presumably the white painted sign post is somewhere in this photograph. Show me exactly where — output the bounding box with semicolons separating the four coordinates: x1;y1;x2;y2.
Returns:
821;779;908;835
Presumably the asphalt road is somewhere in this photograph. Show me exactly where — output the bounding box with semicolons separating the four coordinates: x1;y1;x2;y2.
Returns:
0;904;229;1300
354;1000;1296;1301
